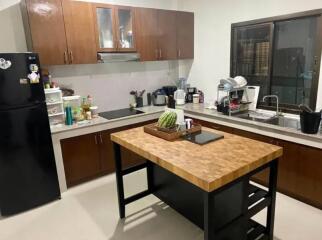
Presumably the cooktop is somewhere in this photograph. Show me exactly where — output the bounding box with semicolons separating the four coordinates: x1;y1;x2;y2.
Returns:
99;108;144;120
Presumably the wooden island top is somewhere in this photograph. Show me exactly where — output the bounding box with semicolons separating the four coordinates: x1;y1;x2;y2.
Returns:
111;127;283;192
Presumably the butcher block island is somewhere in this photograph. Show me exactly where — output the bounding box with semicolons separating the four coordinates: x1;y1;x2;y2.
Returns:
111;126;283;240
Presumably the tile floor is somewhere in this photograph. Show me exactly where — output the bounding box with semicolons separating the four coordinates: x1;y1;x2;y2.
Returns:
0;170;321;240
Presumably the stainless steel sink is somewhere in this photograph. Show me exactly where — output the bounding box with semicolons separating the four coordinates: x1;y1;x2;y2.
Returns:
234;111;300;130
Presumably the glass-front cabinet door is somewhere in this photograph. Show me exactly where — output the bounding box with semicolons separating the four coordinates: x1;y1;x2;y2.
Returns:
115;6;136;51
231;23;273;102
94;4;116;51
93;4;136;52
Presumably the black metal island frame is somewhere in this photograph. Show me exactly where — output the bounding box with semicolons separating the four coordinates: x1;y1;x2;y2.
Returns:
111;127;283;240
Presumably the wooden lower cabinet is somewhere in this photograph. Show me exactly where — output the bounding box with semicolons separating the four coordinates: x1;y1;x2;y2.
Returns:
191;118;322;209
191;118;234;133
61;120;154;188
61;133;101;187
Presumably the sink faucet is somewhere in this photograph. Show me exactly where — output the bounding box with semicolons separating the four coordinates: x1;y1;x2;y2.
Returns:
262;95;280;116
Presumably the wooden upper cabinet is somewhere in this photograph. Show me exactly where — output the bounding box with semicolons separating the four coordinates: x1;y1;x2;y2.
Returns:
135;8;158;61
23;0;68;65
62;1;97;64
158;10;177;60
92;4;136;52
176;11;194;59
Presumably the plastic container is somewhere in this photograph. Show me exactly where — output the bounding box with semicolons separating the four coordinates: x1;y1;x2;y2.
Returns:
300;111;321;134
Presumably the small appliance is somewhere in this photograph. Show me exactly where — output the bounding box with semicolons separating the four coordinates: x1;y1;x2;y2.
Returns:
152;89;167;106
186;87;197;103
162;85;177;97
174;89;186;105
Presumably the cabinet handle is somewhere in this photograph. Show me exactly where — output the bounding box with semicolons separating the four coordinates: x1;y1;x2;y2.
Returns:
159;49;162;59
155;49;159;59
99;133;103;144
178;49;181;58
94;135;98;145
69;51;73;64
64;51;68;64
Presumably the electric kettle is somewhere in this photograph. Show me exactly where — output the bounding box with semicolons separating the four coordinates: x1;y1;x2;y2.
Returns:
174;89;186;105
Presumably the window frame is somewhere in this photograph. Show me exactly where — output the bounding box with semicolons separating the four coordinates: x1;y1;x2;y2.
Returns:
230;9;322;112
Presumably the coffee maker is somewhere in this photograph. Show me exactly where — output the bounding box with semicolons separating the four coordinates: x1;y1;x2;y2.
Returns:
186;87;197;103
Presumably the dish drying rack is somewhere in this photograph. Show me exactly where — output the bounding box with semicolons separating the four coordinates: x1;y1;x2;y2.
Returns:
217;85;251;116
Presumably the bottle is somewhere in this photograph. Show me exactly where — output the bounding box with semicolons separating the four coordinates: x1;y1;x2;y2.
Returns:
81;97;90;113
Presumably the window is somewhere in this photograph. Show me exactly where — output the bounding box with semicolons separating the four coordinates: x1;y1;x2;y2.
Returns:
231;10;322;112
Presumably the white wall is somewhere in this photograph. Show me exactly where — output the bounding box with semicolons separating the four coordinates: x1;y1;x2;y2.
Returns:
0;0;179;111
178;0;322;110
0;0;26;52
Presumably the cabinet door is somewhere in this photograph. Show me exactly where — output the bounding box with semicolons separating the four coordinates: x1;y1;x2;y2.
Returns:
280;141;322;208
158;10;177;60
176;11;194;59
99;130;116;174
191;118;233;133
135;8;159;61
62;0;97;64
115;6;136;52
61;133;101;187
93;4;117;52
99;128;146;173
232;128;276;185
25;0;68;65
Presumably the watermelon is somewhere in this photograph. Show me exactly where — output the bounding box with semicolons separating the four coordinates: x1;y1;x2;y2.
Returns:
158;111;177;129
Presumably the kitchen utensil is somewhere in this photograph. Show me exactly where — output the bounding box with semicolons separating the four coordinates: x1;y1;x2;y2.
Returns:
152;89;167;106
185;118;193;129
136;96;143;107
174;89;186;105
193;94;200;104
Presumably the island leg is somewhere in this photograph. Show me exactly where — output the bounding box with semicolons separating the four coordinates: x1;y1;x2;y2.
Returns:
266;159;278;240
204;192;215;240
113;143;125;219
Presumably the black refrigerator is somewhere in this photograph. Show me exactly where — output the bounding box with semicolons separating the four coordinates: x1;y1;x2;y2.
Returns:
0;53;60;216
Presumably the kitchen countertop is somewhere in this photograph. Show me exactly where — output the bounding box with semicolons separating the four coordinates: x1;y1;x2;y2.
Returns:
51;104;322;149
111;126;282;192
50;106;165;135
178;103;322;149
